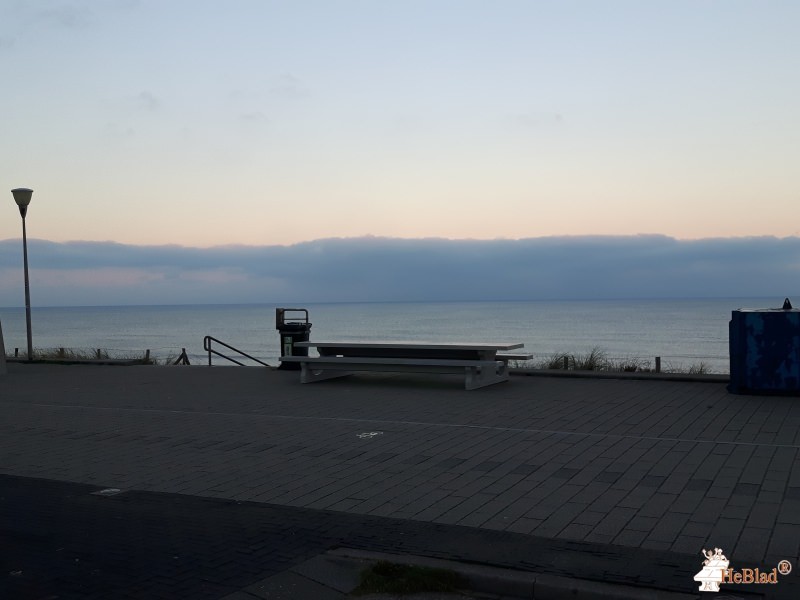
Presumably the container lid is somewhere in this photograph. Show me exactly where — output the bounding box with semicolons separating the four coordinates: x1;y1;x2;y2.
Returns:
735;308;800;313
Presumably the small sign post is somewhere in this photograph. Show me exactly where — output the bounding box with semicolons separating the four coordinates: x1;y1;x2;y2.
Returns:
0;318;7;376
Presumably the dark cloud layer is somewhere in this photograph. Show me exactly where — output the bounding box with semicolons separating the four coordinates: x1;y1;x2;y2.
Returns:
0;235;798;306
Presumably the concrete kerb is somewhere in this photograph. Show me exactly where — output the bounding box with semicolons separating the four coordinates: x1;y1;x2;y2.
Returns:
509;367;729;384
302;548;703;600
3;358;729;384
4;357;146;366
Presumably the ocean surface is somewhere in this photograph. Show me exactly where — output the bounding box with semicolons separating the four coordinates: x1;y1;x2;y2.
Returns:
0;298;787;373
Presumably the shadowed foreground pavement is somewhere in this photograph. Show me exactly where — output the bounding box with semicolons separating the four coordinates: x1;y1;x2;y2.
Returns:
0;474;699;599
1;364;798;598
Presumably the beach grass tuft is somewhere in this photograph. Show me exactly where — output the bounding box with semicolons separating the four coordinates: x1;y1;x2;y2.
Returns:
516;346;717;374
569;347;607;371
688;361;710;375
5;347;155;364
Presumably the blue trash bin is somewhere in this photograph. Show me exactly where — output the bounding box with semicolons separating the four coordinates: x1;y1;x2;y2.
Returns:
729;300;800;395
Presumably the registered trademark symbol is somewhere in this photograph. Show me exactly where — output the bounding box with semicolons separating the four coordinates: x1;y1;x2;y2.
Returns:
778;560;792;575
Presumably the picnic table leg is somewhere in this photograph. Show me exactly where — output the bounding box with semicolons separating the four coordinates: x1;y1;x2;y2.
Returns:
464;362;509;390
299;362;353;384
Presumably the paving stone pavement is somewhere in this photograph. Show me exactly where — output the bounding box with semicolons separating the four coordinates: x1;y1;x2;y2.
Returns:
1;363;799;598
0;473;706;599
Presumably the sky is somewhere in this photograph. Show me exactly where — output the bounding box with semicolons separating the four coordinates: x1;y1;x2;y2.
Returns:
0;1;799;306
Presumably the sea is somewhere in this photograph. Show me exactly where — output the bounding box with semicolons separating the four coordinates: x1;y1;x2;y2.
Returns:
0;298;788;373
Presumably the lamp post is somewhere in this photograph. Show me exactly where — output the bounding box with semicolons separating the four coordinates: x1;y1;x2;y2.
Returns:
0;317;6;375
11;188;33;361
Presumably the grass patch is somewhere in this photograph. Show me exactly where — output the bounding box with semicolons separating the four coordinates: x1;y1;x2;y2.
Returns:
532;347;610;371
351;560;469;596
688;361;710;375
538;352;570;370
607;356;652;373
665;360;711;375
37;348;109;360
522;346;717;374
569;347;607;371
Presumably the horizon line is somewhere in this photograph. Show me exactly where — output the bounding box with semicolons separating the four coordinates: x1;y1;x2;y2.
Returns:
1;232;799;249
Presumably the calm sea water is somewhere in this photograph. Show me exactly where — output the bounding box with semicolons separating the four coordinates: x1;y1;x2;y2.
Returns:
0;298;785;373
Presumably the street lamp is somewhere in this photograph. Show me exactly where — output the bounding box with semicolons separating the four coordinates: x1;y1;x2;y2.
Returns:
11;188;33;360
0;317;6;375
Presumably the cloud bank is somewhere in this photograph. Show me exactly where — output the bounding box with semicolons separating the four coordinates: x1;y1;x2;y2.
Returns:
0;235;798;307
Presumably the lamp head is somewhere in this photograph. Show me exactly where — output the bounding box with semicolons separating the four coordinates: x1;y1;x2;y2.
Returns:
11;188;33;218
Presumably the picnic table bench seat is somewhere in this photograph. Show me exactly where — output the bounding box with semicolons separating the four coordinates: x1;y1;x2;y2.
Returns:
495;353;533;363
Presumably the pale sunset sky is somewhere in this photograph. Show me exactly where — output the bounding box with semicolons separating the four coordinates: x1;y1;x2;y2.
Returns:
0;1;799;306
1;0;798;247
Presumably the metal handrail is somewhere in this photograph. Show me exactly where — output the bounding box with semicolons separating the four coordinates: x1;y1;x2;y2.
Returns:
203;335;270;367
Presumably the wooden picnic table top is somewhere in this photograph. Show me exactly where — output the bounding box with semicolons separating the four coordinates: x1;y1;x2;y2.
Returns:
295;341;524;351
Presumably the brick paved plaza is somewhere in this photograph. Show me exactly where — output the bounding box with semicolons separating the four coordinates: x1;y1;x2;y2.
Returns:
1;363;798;597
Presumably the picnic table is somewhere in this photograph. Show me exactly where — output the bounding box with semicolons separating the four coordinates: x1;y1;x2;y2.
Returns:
279;341;529;390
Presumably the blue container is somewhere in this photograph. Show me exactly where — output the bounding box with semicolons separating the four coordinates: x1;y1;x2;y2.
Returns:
729;306;800;395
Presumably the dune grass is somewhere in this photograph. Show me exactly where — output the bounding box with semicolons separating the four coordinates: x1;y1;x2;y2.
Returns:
664;360;711;375
5;347;157;364
512;346;714;374
6;345;715;373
